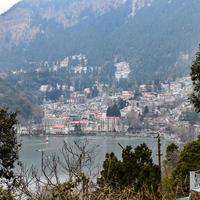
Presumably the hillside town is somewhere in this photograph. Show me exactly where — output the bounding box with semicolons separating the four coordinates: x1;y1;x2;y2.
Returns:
18;75;200;143
2;1;200;199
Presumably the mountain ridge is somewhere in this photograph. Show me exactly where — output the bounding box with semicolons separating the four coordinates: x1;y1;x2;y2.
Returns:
0;0;200;81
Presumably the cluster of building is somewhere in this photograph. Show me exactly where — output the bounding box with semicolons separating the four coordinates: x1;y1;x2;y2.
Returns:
114;62;130;80
19;76;200;142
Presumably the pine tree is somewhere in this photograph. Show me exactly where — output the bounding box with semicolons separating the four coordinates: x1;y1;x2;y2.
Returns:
191;45;200;112
173;137;200;195
0;109;20;189
98;144;160;193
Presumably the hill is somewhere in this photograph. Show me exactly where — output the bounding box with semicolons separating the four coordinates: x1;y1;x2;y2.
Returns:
0;0;200;81
0;78;41;121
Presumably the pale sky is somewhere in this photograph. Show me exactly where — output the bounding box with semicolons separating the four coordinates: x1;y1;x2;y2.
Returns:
0;0;21;15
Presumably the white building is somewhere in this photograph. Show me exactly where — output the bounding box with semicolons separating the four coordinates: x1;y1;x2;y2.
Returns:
114;62;131;80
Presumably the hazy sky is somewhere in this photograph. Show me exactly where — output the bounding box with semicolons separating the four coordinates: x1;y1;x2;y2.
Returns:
0;0;21;14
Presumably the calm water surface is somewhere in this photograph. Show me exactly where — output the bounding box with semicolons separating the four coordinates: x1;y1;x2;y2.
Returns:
19;135;172;170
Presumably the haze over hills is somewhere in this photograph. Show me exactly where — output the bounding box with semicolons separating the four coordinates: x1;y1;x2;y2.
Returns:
0;77;40;121
0;0;200;81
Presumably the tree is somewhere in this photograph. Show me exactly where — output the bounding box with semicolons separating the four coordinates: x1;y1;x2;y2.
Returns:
98;144;160;193
91;86;99;98
162;143;179;199
163;143;179;177
29;181;79;200
130;144;160;193
117;98;128;110
191;45;200;112
165;143;179;164
0;187;14;200
153;80;162;93
179;111;200;125
126;110;140;130
134;88;142;100
46;88;62;101
145;83;153;92
97;152;122;189
143;106;149;116
106;104;121;117
0;109;20;189
173;137;200;196
173;46;200;196
74;124;83;135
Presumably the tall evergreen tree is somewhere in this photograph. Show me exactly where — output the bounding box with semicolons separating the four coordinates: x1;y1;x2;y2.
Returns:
173;137;200;196
191;45;200;112
98;144;160;193
106;104;121;117
0;109;20;189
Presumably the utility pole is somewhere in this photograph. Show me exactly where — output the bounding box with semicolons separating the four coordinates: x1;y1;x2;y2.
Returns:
157;134;162;170
157;134;162;192
118;142;125;150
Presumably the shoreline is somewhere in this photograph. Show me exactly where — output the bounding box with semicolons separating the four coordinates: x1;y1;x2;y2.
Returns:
20;131;182;145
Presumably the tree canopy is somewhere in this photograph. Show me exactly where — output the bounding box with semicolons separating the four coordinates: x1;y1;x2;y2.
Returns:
0;109;20;188
106;104;121;117
191;45;200;112
98;144;160;193
173;137;200;195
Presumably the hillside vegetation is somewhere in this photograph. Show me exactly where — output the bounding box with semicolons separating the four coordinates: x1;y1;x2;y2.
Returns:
0;0;200;81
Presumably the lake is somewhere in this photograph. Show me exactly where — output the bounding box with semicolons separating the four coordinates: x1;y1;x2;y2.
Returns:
19;135;172;171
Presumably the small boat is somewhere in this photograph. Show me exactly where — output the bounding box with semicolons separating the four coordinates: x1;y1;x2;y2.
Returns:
36;149;46;152
45;136;49;143
36;149;43;152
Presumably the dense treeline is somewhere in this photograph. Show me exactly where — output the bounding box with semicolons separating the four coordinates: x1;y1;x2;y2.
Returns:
0;79;39;121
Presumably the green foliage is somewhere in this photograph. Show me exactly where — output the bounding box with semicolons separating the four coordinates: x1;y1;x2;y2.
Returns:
173;137;200;196
134;88;142;100
29;181;79;200
162;176;177;200
145;84;153;92
99;63;115;85
153;80;162;93
89;86;99;98
166;143;179;162
116;78;132;90
47;181;79;200
0;109;20;189
98;144;160;193
0;187;15;200
143;106;149;116
0;79;36;120
46;88;62;101
90;186;160;200
106;98;128;117
191;45;200;112
74;124;83;135
179;111;200;124
162;143;179;198
98;152;122;188
106;104;121;117
117;98;128;110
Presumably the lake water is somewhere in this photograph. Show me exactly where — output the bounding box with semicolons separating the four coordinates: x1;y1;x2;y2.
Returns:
19;135;172;171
